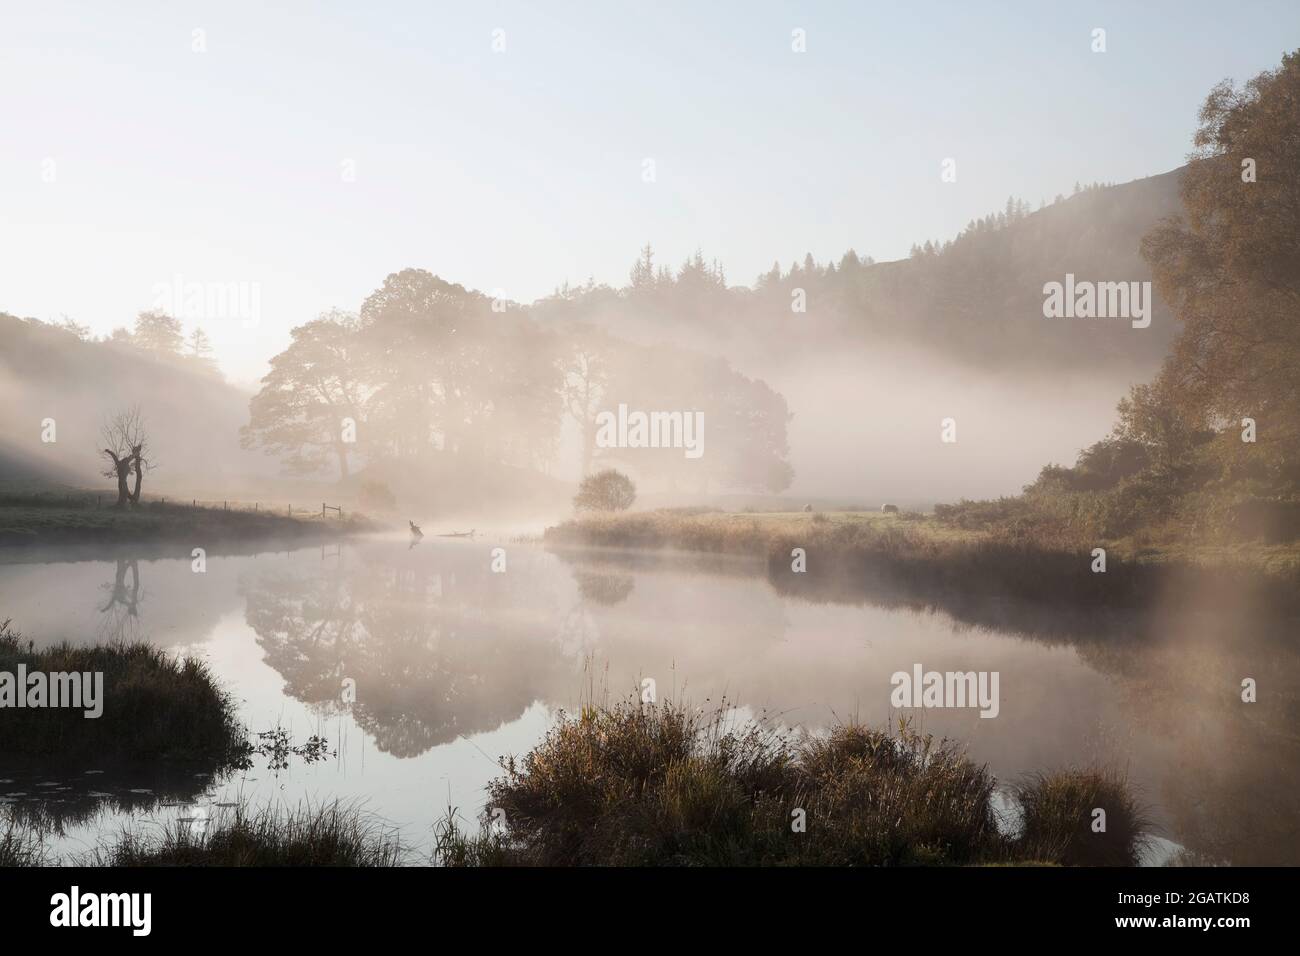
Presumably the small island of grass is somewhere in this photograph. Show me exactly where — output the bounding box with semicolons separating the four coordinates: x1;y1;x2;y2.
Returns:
0;621;245;764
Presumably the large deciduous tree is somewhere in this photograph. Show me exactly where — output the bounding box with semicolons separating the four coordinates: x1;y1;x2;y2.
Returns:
1131;52;1300;488
356;269;565;465
357;270;484;458
245;269;793;496
242;311;366;479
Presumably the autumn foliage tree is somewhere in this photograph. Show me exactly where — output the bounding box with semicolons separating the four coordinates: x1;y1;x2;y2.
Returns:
1130;51;1300;493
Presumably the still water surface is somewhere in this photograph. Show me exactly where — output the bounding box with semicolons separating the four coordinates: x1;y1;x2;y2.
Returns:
1;535;1295;865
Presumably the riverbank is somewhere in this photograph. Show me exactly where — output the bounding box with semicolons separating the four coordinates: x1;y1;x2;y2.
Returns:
0;496;379;548
544;510;1300;615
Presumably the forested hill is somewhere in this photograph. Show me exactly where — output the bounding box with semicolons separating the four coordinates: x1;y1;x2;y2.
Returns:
529;168;1186;377
0;312;265;491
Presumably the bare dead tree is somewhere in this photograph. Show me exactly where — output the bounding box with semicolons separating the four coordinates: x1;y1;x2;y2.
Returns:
100;406;151;507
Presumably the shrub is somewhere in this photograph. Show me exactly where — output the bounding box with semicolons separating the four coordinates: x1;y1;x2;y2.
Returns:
573;469;636;513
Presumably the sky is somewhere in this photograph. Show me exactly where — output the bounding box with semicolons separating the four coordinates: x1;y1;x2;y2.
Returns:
2;0;1297;386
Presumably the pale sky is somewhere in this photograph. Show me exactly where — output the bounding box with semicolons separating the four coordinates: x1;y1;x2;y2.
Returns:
2;0;1296;386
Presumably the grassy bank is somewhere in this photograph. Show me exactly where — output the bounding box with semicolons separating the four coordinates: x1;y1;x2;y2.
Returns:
435;698;1148;867
2;802;402;867
544;510;1300;614
0;621;245;764
0;494;377;547
86;801;403;867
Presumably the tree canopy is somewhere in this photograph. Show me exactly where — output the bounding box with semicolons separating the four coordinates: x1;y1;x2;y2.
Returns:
1130;50;1300;492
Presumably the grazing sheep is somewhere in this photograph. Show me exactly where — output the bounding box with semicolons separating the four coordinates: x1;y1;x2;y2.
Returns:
881;504;899;514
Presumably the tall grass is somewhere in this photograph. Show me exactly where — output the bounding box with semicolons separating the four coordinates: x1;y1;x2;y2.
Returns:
89;801;404;867
0;818;49;867
434;697;1137;867
0;621;244;763
1016;768;1152;866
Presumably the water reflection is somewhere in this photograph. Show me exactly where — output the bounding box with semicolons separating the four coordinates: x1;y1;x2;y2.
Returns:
1;759;209;836
239;544;574;757
573;569;635;606
97;558;142;642
1;537;1296;864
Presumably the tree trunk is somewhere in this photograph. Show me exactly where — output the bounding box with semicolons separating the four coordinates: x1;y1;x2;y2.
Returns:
105;451;131;507
336;444;350;481
128;446;144;505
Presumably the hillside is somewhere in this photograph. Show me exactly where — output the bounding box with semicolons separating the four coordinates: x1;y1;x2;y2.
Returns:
0;312;269;493
530;168;1186;379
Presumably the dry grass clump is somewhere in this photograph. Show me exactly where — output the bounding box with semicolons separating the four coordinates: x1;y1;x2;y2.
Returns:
434;698;1128;867
1016;768;1152;866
